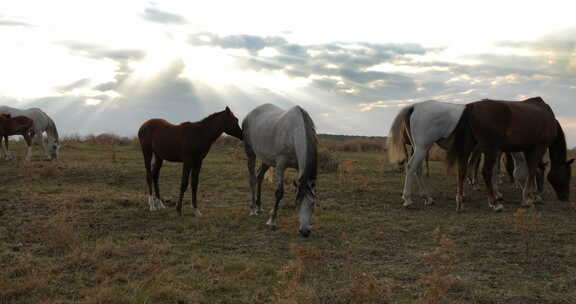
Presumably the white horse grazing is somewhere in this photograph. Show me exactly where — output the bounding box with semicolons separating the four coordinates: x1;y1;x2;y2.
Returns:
243;103;317;237
388;101;466;208
0;106;59;161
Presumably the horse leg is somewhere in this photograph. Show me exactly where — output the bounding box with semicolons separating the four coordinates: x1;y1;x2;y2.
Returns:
177;162;191;216
522;147;546;207
245;145;261;215
535;160;547;202
24;134;33;161
492;151;503;201
255;163;270;210
152;155;166;210
425;150;430;178
38;131;51;160
455;152;470;212
505;152;515;184
190;161;203;217
467;148;481;190
512;152;529;191
267;161;286;229
142;148;156;211
481;150;503;211
414;154;434;206
2;135;12;160
403;146;431;207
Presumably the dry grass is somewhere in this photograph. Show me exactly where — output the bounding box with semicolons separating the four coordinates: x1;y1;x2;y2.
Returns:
1;140;576;303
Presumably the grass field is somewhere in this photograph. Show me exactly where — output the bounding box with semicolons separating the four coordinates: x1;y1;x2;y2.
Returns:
1;139;576;303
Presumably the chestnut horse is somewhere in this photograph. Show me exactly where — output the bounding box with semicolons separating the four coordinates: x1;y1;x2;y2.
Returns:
0;114;34;161
138;107;243;215
447;97;573;211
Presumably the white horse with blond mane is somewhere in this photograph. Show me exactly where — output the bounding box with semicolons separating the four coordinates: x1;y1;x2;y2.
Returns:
0;106;59;161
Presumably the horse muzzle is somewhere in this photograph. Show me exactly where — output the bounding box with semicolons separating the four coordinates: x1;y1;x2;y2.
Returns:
299;228;311;237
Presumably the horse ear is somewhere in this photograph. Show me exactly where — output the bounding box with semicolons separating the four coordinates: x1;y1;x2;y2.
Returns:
225;106;231;113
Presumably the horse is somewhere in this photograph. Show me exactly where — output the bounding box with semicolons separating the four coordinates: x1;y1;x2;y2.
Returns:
0;114;35;160
388;100;467;207
447;97;573;211
243;103;317;237
0;106;59;160
138;106;243;215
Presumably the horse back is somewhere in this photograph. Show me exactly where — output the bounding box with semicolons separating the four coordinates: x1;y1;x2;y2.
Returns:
243;104;307;167
468;99;557;150
139;119;186;162
139;119;213;162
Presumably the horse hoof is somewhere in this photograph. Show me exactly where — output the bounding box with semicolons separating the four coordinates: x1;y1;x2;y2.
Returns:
423;198;435;206
155;199;166;209
266;219;277;230
402;200;414;208
492;204;504;212
193;209;203;217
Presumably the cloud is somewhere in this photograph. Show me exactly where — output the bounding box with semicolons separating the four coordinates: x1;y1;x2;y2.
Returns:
56;41;146;62
189;33;286;54
141;7;187;25
0;16;32;27
56;78;91;92
4;28;575;147
189;33;439;103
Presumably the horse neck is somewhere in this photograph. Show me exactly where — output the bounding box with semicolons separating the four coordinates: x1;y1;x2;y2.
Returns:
199;113;227;145
549;122;568;168
47;118;59;143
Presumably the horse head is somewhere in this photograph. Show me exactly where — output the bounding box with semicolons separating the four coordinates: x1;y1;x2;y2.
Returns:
548;158;574;201
296;179;316;237
222;106;243;140
48;138;60;160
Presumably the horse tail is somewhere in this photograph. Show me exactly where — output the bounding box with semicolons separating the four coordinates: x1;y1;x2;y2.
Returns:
387;105;414;164
294;106;318;192
446;106;473;169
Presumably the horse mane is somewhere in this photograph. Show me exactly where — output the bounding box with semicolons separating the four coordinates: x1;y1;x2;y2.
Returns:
199;110;225;124
550;119;568;165
446;105;476;169
46;115;59;143
295;106;317;192
524;96;544;103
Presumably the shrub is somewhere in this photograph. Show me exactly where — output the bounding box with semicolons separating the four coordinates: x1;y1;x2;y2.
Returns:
321;138;386;152
85;133;134;146
318;147;339;172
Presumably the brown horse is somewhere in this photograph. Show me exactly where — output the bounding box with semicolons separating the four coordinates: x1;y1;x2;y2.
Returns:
138;107;243;216
447;97;573;211
0;114;35;161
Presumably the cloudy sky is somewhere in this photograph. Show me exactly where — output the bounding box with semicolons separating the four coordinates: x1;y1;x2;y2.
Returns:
1;0;576;146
